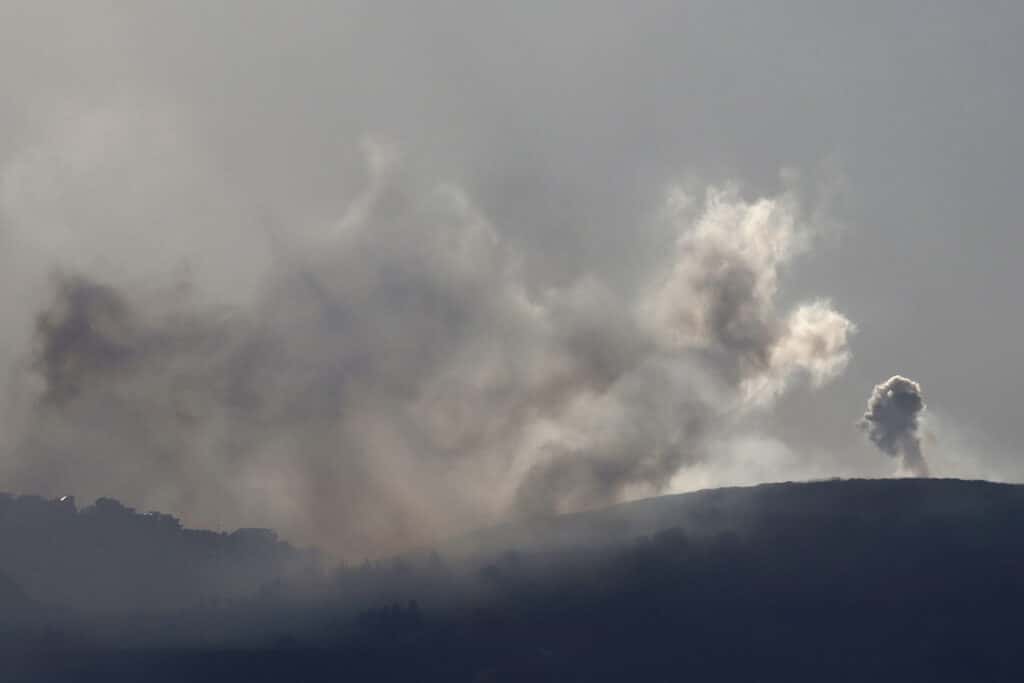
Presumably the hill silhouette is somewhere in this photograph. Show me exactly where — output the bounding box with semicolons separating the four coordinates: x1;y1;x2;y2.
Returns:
4;478;1024;681
0;491;320;615
441;476;1024;560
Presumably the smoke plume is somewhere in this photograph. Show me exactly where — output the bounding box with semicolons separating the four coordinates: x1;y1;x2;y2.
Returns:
860;375;929;476
1;134;853;557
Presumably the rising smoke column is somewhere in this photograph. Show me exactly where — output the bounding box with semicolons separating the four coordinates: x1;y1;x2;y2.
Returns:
860;375;929;476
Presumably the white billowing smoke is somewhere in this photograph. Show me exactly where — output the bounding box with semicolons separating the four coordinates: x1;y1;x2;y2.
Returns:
645;186;852;404
0;116;854;557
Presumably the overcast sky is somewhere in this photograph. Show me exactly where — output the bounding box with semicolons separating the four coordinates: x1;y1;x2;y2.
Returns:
0;1;1021;554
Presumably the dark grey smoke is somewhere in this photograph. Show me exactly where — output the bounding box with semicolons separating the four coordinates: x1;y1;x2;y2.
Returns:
860;375;929;477
34;275;140;405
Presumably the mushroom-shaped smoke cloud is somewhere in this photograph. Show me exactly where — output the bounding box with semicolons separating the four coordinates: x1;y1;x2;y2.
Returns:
860;375;929;477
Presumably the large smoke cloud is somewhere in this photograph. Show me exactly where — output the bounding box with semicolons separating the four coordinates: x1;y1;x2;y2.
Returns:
860;375;929;477
0;120;854;557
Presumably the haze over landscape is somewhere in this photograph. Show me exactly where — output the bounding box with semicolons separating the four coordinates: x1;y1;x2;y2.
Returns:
2;0;1020;556
0;2;1022;680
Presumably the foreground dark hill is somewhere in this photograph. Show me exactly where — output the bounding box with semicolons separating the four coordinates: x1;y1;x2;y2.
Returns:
443;477;1024;560
0;492;320;615
5;478;1024;681
0;569;34;618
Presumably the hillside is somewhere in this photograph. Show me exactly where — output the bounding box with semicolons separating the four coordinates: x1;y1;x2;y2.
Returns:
0;492;320;614
441;477;1024;560
0;570;33;619
4;478;1024;681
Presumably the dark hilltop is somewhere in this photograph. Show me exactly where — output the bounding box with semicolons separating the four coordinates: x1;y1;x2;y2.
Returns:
3;477;1024;681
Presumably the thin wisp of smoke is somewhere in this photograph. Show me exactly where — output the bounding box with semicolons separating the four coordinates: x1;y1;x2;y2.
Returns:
2;143;853;558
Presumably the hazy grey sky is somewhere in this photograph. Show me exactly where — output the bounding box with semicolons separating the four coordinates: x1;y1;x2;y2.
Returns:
0;1;1021;554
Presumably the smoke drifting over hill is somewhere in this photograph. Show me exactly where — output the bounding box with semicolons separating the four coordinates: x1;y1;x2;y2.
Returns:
0;132;854;557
